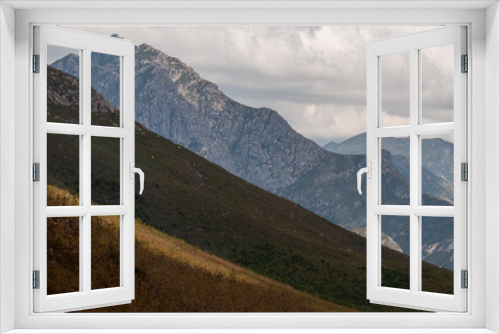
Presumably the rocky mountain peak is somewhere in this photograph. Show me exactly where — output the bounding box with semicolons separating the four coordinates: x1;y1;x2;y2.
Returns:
52;53;80;78
136;43;221;109
51;39;454;270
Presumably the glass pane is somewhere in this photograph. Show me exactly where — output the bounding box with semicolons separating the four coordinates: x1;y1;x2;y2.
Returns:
421;217;454;294
421;44;454;124
381;137;410;205
381;215;410;290
91;137;121;205
47;217;80;295
47;134;80;205
91;215;121;290
47;45;80;124
380;51;410;127
91;52;121;127
421;134;454;206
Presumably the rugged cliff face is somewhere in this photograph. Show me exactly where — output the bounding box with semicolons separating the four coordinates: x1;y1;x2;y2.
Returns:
51;41;453;270
49;65;455;311
52;43;410;216
56;47;324;192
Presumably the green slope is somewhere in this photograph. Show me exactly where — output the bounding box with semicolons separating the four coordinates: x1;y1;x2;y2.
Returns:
47;186;352;312
47;66;453;311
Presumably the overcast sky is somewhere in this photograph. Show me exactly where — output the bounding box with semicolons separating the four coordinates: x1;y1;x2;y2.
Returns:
70;26;452;145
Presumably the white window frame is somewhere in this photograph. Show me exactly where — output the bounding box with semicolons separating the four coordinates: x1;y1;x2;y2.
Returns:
33;25;136;313
366;26;468;312
1;1;499;333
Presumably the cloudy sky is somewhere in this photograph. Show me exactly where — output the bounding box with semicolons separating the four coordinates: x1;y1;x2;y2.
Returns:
71;26;453;145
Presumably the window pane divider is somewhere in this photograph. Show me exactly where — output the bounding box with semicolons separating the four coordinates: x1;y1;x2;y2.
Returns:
90;205;129;216
372;126;411;138
373;123;454;138
412;206;455;217
46;206;89;217
46;205;129;217
372;205;454;217
47;123;87;135
372;205;411;215
90;126;130;138
412;122;454;135
47;123;129;138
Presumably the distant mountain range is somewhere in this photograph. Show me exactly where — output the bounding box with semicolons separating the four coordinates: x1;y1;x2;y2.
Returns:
47;65;433;311
46;65;454;309
324;133;454;204
51;40;454;270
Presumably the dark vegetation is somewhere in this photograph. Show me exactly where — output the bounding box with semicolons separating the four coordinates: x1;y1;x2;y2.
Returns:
52;45;456;271
47;186;352;312
47;65;454;311
47;125;454;311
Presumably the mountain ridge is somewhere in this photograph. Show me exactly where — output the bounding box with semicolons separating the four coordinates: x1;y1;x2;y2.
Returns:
46;63;454;310
324;132;454;186
51;42;454;269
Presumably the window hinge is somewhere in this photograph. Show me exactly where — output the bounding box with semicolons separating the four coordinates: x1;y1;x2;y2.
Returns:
33;54;40;73
33;270;40;289
461;162;468;181
33;163;40;182
461;54;468;73
461;270;468;289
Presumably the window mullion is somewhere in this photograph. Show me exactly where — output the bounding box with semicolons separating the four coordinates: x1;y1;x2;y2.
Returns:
409;47;420;294
82;47;92;294
78;47;85;293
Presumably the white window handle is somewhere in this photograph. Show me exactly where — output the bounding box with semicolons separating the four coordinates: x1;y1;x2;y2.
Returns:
129;162;145;195
357;162;371;195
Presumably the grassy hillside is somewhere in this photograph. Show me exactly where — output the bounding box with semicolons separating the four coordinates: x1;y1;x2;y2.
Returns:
47;65;453;311
47;186;351;312
48;125;453;311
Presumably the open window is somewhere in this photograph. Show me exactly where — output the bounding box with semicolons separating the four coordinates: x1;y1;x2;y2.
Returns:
363;26;467;312
33;26;139;312
2;0;495;329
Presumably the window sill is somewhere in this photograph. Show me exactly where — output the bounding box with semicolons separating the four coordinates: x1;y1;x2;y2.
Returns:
4;329;497;334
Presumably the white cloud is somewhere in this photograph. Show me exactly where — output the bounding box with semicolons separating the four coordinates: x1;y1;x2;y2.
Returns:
71;25;449;144
298;104;368;144
380;111;410;128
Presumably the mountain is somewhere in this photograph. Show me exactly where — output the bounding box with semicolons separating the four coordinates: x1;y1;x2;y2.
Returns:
46;65;455;310
391;155;454;204
51;43;454;270
352;228;403;253
53;49;322;192
324;134;367;155
324;133;454;186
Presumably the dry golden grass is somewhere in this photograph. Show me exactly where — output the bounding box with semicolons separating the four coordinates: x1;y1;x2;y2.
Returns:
47;185;353;312
131;219;354;312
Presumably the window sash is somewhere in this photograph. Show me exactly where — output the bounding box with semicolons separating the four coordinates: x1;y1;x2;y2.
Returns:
32;25;136;313
366;26;468;312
